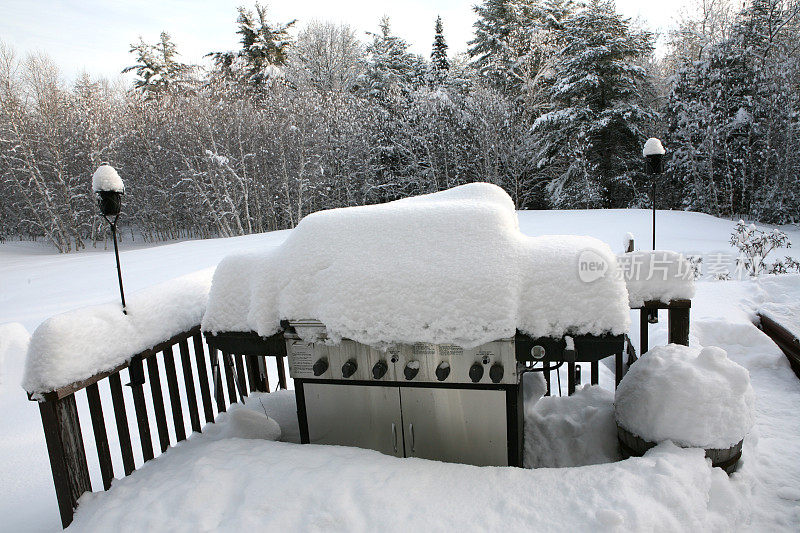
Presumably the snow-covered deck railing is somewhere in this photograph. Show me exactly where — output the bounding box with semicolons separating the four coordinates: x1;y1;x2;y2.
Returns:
22;273;290;528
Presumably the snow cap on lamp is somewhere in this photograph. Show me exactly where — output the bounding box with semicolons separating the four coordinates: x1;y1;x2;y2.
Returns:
642;138;665;157
92;164;124;217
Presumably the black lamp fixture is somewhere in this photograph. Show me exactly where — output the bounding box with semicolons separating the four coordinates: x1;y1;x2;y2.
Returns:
92;163;127;315
642;138;665;325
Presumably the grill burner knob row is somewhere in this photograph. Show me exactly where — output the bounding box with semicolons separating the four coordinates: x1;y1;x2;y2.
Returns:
489;363;504;384
469;363;484;383
312;358;328;376
372;360;388;380
435;362;450;381
341;359;358;378
404;361;420;380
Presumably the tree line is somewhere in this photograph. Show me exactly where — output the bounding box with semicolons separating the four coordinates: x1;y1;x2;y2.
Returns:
1;0;798;252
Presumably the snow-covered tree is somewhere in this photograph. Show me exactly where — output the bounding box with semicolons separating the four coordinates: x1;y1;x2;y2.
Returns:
532;0;657;208
292;21;364;93
431;16;449;75
122;32;193;97
208;3;295;87
359;16;421;100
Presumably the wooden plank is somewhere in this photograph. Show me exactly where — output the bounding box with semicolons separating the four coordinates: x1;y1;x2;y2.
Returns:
193;333;215;423
615;351;624;388
261;356;270;392
128;360;154;462
38;394;92;528
245;355;262;392
234;354;248;398
632;299;692;310
590;360;599;386
162;347;186;442
758;313;800;379
41;326;201;400
179;339;202;433
108;372;135;476
146;355;171;453
86;383;114;490
566;350;576;395
668;307;691;346
222;352;238;404
276;355;288;389
639;309;649;356
210;348;227;413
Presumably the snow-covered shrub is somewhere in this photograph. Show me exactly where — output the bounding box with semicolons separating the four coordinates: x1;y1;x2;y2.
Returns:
730;220;791;277
615;345;754;449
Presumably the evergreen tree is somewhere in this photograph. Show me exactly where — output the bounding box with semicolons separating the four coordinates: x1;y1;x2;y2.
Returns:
208;3;295;87
122;32;193;98
469;0;574;94
431;16;449;72
360;16;419;100
532;0;657;208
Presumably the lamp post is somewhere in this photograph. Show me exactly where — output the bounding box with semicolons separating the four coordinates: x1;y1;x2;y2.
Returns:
92;164;127;315
643;138;665;250
643;138;665;325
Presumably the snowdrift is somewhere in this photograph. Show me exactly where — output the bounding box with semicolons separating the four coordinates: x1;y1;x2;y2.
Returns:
202;183;631;347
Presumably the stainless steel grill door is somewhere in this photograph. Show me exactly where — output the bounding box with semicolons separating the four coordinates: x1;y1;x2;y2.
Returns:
400;388;508;466
303;383;404;457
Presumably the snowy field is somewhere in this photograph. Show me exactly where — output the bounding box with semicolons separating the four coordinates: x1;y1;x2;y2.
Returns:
1;209;800;531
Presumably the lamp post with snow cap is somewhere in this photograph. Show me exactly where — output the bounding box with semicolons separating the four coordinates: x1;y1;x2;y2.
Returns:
643;138;665;325
93;164;127;315
643;138;665;250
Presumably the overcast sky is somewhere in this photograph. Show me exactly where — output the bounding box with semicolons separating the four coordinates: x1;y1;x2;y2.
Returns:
1;0;692;81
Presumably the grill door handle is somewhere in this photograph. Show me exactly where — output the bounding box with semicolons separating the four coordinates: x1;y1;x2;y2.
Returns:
409;423;415;455
391;422;397;453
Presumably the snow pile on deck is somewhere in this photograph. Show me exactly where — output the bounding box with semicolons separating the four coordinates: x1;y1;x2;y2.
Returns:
22;270;212;393
620;250;696;307
525;385;619;468
68;437;746;531
203;183;630;347
615;344;755;448
91;165;124;193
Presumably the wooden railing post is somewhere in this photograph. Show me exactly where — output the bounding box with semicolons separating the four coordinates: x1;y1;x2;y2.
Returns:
668;306;690;346
38;394;91;528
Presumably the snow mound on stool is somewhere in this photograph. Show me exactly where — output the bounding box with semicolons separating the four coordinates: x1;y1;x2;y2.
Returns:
619;250;696;307
202;183;630;347
615;345;754;448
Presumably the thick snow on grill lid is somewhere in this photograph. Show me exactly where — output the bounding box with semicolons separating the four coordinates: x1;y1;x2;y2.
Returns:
202;183;630;347
620;250;696;307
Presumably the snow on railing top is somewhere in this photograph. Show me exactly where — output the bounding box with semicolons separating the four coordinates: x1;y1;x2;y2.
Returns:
202;183;632;348
23;269;213;393
619;250;696;307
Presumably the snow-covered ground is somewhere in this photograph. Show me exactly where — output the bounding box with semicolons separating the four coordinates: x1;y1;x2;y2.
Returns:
1;209;799;531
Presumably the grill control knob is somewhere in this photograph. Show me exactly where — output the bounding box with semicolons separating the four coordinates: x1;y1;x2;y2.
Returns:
341;359;357;378
372;360;388;380
404;361;420;380
435;362;451;381
489;363;504;384
312;358;328;377
469;363;484;383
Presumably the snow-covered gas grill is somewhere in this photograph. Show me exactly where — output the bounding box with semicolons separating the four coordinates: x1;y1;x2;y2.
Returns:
202;183;631;467
282;320;622;467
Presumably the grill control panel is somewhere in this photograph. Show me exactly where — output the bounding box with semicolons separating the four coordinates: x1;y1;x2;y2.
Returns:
285;321;518;385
